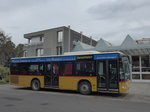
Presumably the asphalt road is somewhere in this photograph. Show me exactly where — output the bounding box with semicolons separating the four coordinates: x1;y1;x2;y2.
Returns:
0;84;150;112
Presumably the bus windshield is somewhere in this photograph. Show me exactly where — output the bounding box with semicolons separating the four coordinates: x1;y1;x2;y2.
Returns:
119;56;131;81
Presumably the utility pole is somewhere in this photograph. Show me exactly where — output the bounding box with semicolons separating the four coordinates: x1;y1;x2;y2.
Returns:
68;25;71;52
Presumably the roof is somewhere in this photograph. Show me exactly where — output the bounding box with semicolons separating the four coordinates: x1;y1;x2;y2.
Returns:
72;35;150;55
24;26;66;39
71;41;94;52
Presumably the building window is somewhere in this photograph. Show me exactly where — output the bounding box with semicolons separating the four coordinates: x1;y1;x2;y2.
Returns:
40;36;44;42
132;56;140;72
31;37;40;44
56;46;62;55
29;35;44;44
132;74;140;79
23;51;27;57
142;74;150;79
141;55;150;72
36;48;44;56
57;31;63;42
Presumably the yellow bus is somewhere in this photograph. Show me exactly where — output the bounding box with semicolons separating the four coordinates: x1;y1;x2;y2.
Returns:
10;51;131;95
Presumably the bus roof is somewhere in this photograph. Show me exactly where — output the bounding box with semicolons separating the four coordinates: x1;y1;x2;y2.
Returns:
12;51;124;60
11;51;125;63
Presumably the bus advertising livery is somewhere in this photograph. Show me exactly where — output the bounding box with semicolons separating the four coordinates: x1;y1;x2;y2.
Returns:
10;51;131;95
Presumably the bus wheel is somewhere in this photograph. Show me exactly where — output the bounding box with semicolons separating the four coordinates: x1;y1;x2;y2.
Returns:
31;79;40;91
79;81;91;95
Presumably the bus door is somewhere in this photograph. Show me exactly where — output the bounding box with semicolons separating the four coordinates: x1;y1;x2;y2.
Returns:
97;60;118;91
44;63;59;88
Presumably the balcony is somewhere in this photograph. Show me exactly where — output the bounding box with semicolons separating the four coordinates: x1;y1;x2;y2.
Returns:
24;41;44;47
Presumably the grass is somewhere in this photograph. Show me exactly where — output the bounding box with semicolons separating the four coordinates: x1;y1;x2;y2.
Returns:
0;79;8;84
0;65;9;84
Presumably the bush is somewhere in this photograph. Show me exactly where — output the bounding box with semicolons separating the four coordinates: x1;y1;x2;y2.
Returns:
0;65;10;83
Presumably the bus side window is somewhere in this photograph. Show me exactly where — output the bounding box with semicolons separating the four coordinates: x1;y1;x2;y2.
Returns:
20;63;29;75
10;63;20;75
62;62;73;76
52;63;59;75
45;63;52;75
75;61;95;76
28;63;44;75
39;63;44;75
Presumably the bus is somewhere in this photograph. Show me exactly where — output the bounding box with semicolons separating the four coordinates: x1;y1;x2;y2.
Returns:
10;51;131;95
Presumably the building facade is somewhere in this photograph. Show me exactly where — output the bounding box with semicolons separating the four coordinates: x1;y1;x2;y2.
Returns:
72;35;150;82
23;26;97;57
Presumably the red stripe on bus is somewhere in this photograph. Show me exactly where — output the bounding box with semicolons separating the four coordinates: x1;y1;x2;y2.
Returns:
10;74;96;77
119;81;128;83
10;74;43;76
59;76;96;77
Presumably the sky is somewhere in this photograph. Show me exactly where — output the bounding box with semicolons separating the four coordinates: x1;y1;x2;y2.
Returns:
0;0;150;45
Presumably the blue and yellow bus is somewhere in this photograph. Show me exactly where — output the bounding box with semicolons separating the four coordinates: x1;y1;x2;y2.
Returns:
10;51;131;95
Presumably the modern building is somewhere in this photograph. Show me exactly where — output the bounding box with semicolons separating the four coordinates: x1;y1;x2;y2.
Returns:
72;35;150;82
23;26;97;57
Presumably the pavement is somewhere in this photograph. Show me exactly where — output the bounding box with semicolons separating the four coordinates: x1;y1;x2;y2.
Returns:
124;82;150;103
89;82;150;103
0;82;150;112
0;82;150;103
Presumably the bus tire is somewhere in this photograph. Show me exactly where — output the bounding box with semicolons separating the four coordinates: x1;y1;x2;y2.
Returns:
79;81;91;95
31;79;40;91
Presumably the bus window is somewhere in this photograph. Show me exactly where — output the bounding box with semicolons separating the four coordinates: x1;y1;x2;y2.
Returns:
45;63;52;75
52;63;59;86
119;62;125;81
39;63;44;74
62;62;73;76
97;61;106;88
20;63;29;75
29;64;39;75
120;57;131;81
108;60;118;89
98;62;104;75
28;63;44;75
52;63;59;75
10;63;20;75
75;61;95;76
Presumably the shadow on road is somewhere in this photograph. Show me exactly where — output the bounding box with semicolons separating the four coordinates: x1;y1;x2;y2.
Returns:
14;87;128;98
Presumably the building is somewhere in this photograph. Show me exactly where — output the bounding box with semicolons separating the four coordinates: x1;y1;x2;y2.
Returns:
72;35;150;82
23;26;97;57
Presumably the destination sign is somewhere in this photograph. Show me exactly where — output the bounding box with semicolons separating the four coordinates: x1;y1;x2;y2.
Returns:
77;55;93;60
94;53;119;60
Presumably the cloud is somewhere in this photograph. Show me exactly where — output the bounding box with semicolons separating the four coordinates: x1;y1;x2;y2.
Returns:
0;0;150;45
86;0;150;44
0;0;88;44
88;0;150;21
0;0;50;13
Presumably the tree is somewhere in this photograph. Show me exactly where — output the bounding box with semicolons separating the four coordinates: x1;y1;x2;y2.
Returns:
0;30;24;67
0;30;24;82
15;44;24;57
0;31;16;67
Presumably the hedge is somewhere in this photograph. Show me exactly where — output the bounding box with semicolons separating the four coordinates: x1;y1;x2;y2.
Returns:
0;65;10;83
